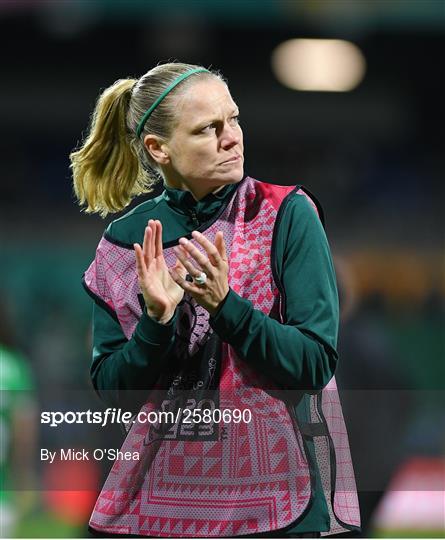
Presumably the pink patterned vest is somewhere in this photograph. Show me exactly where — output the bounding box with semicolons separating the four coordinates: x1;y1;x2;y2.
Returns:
84;177;360;536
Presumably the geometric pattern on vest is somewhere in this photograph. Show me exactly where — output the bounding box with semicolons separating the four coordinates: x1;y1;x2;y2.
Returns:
83;176;360;536
312;378;361;535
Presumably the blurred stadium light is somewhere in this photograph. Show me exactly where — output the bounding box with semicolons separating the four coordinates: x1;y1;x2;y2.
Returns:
271;38;366;91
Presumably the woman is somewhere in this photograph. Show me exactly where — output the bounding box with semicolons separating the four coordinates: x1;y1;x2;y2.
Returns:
71;62;360;537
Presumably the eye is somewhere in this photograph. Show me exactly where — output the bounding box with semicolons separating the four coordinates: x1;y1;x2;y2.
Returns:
230;115;240;126
201;122;217;133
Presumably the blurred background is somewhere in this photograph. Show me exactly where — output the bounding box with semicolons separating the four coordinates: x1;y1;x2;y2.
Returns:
0;0;444;537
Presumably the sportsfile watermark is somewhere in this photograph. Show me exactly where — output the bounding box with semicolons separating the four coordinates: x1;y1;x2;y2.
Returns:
40;406;252;428
5;389;444;492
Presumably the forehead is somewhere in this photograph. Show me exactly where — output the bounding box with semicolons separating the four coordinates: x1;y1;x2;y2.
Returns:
174;79;237;122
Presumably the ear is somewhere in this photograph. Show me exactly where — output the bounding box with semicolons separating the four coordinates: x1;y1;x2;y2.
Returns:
143;135;170;165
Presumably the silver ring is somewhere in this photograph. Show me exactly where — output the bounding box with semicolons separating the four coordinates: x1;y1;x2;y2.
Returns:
193;272;207;285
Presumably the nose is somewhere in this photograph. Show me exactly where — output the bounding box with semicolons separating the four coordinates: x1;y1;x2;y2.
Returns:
220;123;241;150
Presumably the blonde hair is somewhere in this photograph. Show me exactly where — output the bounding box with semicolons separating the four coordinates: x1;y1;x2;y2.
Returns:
70;62;221;217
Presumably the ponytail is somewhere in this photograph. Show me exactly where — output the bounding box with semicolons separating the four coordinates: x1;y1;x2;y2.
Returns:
70;78;153;217
71;63;222;217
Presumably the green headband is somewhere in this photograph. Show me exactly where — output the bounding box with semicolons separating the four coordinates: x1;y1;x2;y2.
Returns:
135;68;210;137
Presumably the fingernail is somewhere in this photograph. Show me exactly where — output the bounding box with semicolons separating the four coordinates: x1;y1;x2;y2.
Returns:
179;238;189;245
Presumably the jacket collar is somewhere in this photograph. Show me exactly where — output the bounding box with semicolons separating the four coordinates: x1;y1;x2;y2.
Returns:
162;180;240;221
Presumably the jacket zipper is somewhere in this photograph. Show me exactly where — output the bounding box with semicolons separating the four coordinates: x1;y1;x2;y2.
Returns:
190;209;200;226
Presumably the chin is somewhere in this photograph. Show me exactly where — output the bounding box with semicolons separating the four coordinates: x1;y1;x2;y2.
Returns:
202;166;244;189
222;167;244;184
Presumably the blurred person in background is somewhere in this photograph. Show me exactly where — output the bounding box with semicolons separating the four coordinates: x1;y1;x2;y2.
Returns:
0;302;38;536
71;62;360;538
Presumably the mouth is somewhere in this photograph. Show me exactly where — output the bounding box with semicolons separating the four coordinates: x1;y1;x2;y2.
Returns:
220;154;242;165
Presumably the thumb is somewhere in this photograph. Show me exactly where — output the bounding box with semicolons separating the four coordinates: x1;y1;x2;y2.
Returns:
173;257;187;279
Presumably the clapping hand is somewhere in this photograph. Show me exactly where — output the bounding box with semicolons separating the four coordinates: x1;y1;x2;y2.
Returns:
134;220;186;324
169;230;229;316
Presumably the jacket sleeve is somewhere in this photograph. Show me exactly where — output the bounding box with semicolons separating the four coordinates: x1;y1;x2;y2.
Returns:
90;302;177;411
209;192;339;391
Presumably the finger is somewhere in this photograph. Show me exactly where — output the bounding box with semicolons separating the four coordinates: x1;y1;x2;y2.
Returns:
179;237;215;273
174;257;188;279
154;220;163;258
179;238;217;276
149;219;156;261
173;245;203;277
170;267;204;296
215;231;227;261
142;222;153;264
134;243;148;281
190;231;222;267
